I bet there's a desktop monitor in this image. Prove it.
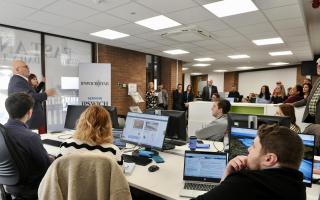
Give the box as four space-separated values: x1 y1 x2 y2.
229 127 315 186
64 105 119 129
121 112 169 150
227 113 290 132
160 110 187 141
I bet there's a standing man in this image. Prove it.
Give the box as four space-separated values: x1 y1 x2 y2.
201 80 218 101
8 60 56 131
294 58 320 124
157 84 168 110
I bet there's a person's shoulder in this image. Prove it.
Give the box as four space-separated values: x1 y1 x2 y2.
100 143 120 151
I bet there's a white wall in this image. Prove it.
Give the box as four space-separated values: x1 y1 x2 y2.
238 67 297 97
183 72 224 92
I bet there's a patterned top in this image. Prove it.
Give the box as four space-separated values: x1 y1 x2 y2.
146 90 158 109
309 80 320 116
58 138 123 165
290 123 301 134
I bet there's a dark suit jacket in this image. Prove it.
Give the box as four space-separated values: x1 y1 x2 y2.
294 77 320 124
172 90 185 111
8 75 48 129
202 85 218 101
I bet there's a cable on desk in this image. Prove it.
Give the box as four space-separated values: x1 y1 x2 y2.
57 134 72 140
212 141 225 153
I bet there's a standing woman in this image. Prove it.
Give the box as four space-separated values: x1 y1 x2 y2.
59 105 122 164
276 104 301 133
173 84 184 111
256 85 271 104
183 84 194 110
28 73 45 93
146 81 158 109
303 83 312 99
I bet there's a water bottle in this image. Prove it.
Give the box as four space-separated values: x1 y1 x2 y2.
189 136 197 150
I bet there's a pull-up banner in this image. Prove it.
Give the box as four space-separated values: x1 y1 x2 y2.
79 63 111 106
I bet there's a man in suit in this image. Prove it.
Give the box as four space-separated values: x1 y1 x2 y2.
8 60 56 130
201 80 218 101
294 58 320 124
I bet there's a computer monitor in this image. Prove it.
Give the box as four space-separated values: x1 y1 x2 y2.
160 110 187 141
229 127 315 186
227 113 290 131
121 112 169 150
64 105 119 129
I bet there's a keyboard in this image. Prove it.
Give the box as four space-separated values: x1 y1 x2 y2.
122 154 152 166
162 143 175 150
164 139 186 146
184 182 215 191
42 139 63 147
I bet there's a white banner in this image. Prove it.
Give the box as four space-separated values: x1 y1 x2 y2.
79 63 111 106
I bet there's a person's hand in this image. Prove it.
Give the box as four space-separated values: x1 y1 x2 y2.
45 88 56 97
221 156 247 182
41 76 46 83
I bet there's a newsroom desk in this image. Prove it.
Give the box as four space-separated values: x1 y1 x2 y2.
42 132 320 200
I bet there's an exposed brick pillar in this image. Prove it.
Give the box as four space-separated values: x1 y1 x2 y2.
224 72 239 92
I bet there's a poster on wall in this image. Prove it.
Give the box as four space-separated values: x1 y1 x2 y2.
79 63 111 106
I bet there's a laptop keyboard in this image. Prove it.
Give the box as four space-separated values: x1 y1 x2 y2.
184 182 215 191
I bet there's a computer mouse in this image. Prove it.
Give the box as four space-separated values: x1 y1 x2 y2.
148 165 159 172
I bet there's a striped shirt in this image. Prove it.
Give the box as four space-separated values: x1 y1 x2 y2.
58 138 123 165
290 124 301 134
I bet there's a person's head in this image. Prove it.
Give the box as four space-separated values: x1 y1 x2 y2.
211 93 220 102
276 104 297 125
317 58 320 75
287 87 292 96
231 85 237 92
28 73 39 88
291 84 303 97
186 84 192 92
274 85 286 97
276 81 282 86
259 85 270 99
177 84 183 91
303 83 312 95
148 82 154 90
158 84 163 90
208 80 213 86
247 124 304 170
211 99 231 118
303 78 312 85
12 60 30 78
5 93 34 121
73 105 113 145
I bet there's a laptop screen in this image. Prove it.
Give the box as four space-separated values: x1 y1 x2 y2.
299 133 315 187
183 151 227 182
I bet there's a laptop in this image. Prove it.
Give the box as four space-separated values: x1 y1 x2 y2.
180 151 227 198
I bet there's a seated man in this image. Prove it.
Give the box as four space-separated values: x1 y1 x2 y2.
193 124 306 200
4 93 51 198
195 99 231 141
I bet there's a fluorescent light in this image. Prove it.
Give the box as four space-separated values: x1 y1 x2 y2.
237 66 254 70
268 62 289 66
192 63 211 67
191 72 203 75
194 57 215 62
269 51 293 56
214 69 228 72
163 49 189 55
135 15 181 30
90 29 129 40
182 68 189 71
228 54 250 59
203 0 258 18
252 37 283 46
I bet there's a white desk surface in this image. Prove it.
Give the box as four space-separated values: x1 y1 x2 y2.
42 133 320 200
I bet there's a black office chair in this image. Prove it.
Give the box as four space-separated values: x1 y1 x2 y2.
0 123 37 200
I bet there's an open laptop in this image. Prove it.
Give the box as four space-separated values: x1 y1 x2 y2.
180 151 227 198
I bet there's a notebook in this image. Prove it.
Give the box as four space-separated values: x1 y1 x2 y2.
180 151 227 198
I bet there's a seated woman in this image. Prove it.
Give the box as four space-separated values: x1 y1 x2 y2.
303 83 312 99
271 84 286 104
59 105 122 165
283 84 304 104
276 104 301 133
256 85 271 104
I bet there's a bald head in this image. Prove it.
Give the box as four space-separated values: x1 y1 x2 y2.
208 80 213 86
12 60 30 77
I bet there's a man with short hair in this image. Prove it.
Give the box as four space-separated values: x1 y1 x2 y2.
8 60 56 130
194 124 306 200
201 80 218 101
196 99 231 141
157 84 168 110
4 93 51 198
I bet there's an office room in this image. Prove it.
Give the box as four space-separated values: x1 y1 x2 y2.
0 0 320 199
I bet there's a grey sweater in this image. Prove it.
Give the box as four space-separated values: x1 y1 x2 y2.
195 114 228 141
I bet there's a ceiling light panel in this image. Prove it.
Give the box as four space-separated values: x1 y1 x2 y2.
237 66 254 70
269 51 293 56
192 63 211 67
90 29 129 40
228 54 250 59
268 62 289 66
214 69 228 72
135 15 181 30
252 37 283 46
163 49 190 55
194 57 215 62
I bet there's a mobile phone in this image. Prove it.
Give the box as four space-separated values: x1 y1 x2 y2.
152 155 165 163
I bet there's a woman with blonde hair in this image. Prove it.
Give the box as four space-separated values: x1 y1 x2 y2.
59 105 122 164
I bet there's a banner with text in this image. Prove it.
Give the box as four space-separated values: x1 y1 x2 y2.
79 63 111 106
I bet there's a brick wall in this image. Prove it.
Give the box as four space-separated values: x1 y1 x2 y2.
160 57 182 109
224 72 239 92
97 44 146 115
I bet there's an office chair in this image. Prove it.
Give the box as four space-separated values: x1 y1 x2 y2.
0 123 37 200
38 152 132 200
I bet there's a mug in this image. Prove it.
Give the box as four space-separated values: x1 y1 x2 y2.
189 136 197 150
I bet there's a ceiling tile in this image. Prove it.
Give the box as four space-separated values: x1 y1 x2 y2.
44 0 98 20
16 20 56 32
0 2 36 19
166 7 216 25
221 11 267 28
236 23 275 35
113 23 151 35
263 4 302 21
271 18 305 30
83 13 129 28
62 21 102 33
120 36 148 44
278 27 308 37
8 0 57 9
253 0 297 10
69 0 130 11
245 32 279 40
106 2 158 22
27 11 75 26
136 0 197 14
211 29 239 38
196 19 229 32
